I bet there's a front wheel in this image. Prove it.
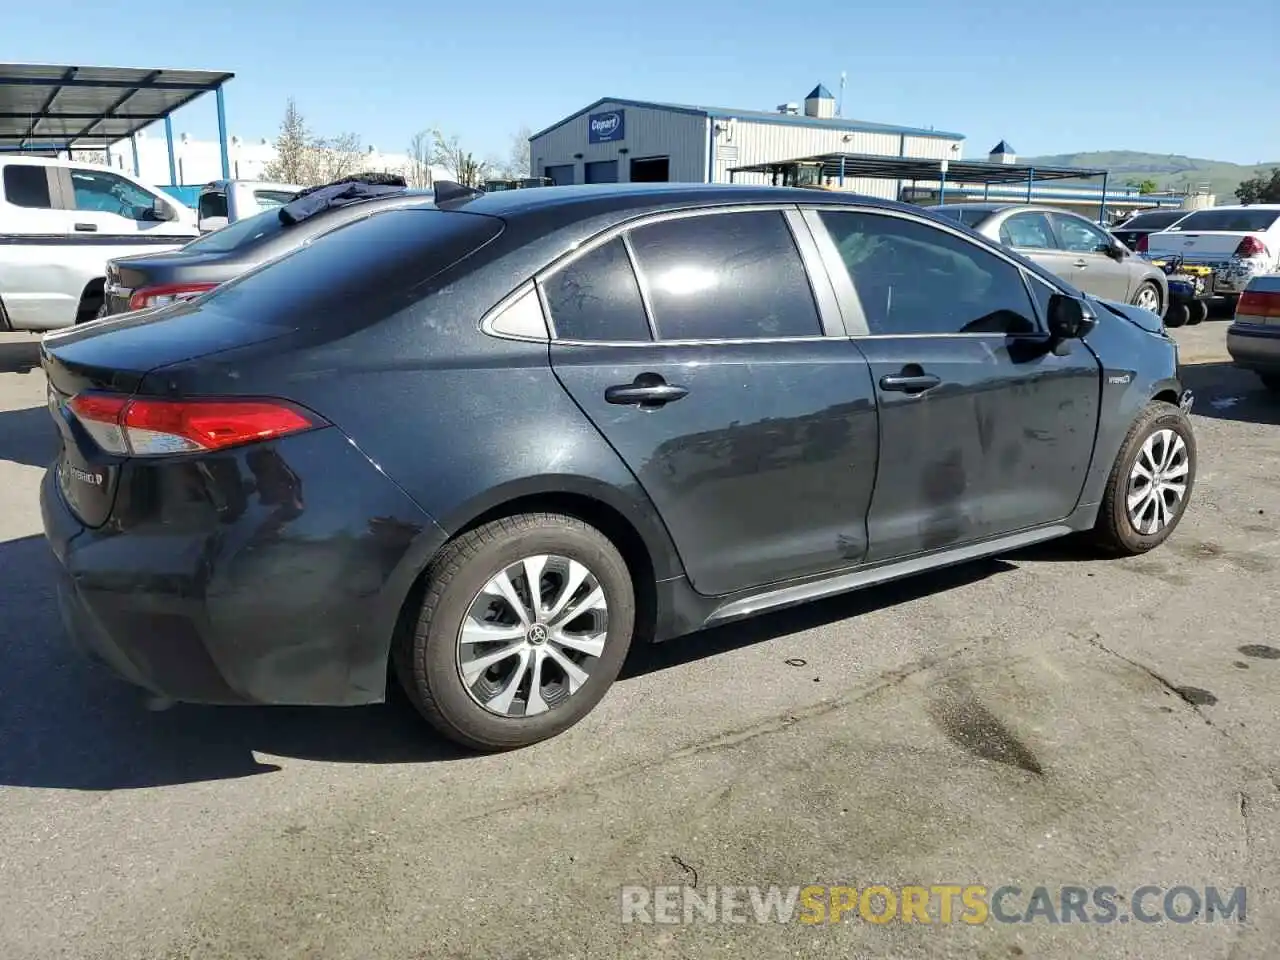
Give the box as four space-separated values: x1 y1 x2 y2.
1131 281 1163 317
394 512 636 751
1089 401 1196 556
1186 300 1208 325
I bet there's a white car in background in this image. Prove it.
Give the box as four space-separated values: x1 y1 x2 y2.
196 179 302 233
1145 205 1280 304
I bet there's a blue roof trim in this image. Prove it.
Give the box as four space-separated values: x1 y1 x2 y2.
806 84 834 100
529 96 965 143
922 185 1184 205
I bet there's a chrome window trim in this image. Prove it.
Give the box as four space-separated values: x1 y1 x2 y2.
619 231 659 341
800 202 1050 339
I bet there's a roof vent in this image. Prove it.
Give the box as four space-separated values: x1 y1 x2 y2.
776 102 800 115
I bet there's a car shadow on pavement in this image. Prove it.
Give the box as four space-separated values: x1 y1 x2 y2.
1179 362 1280 426
0 405 59 469
0 338 41 374
623 558 1014 679
0 528 1016 791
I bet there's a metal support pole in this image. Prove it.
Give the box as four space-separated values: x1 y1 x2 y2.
130 134 141 178
164 115 177 185
1098 171 1109 224
839 155 846 188
938 167 947 204
1026 167 1034 202
983 182 990 201
215 84 230 180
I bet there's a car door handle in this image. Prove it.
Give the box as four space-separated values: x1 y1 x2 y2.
1073 259 1089 268
74 222 98 232
605 379 689 407
879 373 941 394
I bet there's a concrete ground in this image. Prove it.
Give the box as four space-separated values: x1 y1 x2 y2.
1 317 1278 959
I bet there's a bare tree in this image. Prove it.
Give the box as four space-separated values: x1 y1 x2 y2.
262 98 311 183
507 125 532 179
405 130 434 188
431 129 486 187
308 131 363 183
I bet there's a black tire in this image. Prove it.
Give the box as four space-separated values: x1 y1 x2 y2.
1163 302 1190 328
393 512 636 751
1186 300 1208 325
1259 373 1280 394
1089 401 1196 556
1130 280 1163 318
0 296 10 332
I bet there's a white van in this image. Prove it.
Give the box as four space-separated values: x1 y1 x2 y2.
0 155 199 330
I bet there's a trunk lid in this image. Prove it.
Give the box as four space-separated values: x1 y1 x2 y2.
41 304 294 527
1145 231 1263 261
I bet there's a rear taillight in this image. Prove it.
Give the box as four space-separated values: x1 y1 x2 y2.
67 393 322 456
1135 234 1149 253
127 282 219 311
1236 289 1280 321
1235 236 1267 258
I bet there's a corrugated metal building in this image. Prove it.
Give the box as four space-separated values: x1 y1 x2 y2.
527 84 965 199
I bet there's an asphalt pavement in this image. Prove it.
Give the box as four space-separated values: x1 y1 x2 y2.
1 320 1278 959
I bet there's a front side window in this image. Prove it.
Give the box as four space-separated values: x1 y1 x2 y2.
542 237 651 342
2 165 53 209
69 169 158 220
626 210 822 341
1000 212 1057 250
1050 213 1112 254
818 210 1039 336
253 190 296 211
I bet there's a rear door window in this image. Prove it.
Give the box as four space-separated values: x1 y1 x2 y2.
542 237 652 341
625 210 822 341
1170 209 1280 232
2 164 54 208
1000 212 1057 250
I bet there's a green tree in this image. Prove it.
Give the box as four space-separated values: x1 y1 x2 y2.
1235 168 1280 204
262 98 310 184
1127 178 1159 195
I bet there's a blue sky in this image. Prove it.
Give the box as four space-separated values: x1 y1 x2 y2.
5 0 1278 164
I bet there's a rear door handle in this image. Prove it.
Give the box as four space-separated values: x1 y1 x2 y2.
879 373 941 394
605 379 688 407
74 222 98 232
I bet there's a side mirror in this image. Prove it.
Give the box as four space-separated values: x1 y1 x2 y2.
198 215 228 234
1047 294 1098 344
1102 240 1126 261
151 196 177 222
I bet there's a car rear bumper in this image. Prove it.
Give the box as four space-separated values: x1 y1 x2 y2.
40 428 449 706
1227 323 1280 373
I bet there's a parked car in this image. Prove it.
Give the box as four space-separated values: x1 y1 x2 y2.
40 182 1197 751
1145 205 1280 305
1110 209 1191 253
196 179 303 232
1226 273 1280 392
0 156 199 331
928 203 1169 318
104 178 432 316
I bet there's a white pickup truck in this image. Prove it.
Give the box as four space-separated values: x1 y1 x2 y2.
196 179 301 233
1145 204 1280 304
0 155 199 331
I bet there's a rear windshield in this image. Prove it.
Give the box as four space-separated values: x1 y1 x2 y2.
200 208 504 327
1171 209 1280 232
1119 211 1185 231
183 207 286 253
930 207 991 227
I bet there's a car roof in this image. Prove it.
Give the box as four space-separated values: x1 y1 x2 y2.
1183 203 1280 211
0 154 113 171
203 179 304 192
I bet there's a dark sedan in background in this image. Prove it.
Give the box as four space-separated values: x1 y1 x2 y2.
42 182 1196 751
1110 208 1190 254
102 175 429 315
930 202 1170 318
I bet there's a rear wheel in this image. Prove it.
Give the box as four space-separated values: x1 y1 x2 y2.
1089 401 1196 556
1131 281 1163 316
394 512 636 751
0 296 10 332
1163 302 1189 328
75 282 105 325
1259 373 1280 394
1186 300 1208 325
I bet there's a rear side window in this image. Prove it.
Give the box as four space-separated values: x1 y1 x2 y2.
1121 211 1184 230
201 208 505 328
181 206 286 254
542 237 651 341
1173 209 1280 232
2 165 53 209
626 210 821 340
253 190 296 211
932 207 991 228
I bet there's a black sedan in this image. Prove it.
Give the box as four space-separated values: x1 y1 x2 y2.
41 182 1197 751
1110 208 1189 254
102 176 431 315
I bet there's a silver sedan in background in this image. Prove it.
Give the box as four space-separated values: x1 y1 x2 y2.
929 203 1169 318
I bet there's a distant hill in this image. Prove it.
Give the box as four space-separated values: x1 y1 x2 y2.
1017 151 1280 199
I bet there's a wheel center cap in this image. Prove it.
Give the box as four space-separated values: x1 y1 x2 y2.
526 623 549 645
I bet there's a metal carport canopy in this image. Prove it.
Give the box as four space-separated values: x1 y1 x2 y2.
727 152 1108 185
0 62 235 178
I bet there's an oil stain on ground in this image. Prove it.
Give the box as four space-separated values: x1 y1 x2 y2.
926 681 1044 776
1239 644 1280 660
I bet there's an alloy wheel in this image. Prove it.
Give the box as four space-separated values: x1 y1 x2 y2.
456 554 609 718
1134 286 1161 313
1126 428 1190 535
